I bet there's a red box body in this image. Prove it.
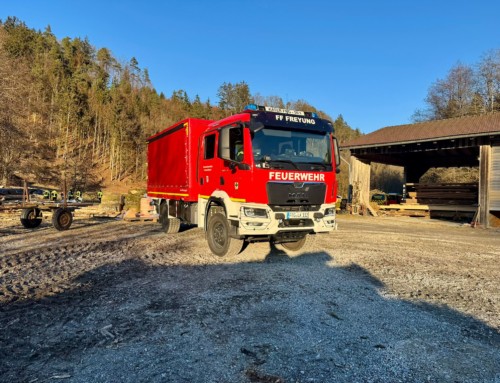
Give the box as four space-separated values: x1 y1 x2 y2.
147 118 211 202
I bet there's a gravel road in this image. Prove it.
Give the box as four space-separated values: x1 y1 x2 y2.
0 214 499 383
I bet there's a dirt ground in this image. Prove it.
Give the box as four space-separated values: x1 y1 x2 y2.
0 213 499 383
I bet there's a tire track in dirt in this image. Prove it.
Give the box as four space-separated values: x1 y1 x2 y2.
0 238 137 303
0 221 204 304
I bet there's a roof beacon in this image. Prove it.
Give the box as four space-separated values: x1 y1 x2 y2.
244 104 259 111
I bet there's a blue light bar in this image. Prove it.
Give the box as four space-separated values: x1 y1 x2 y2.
244 104 259 111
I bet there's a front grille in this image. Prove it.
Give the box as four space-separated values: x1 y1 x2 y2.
267 182 326 206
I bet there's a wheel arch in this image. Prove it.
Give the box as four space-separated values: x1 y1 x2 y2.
204 196 227 231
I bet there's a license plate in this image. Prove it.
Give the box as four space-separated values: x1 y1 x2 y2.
286 212 309 219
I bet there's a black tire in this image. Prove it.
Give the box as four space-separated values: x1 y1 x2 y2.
274 233 316 256
160 202 181 234
52 208 73 231
207 213 244 257
20 208 42 229
164 217 181 233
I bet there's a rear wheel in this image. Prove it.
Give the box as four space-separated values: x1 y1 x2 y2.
274 233 316 256
52 208 73 231
207 213 244 257
160 202 181 233
20 208 42 228
163 217 181 233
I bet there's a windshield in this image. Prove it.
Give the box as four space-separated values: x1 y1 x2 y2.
251 127 331 170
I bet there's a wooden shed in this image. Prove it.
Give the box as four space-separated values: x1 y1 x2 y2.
342 113 500 227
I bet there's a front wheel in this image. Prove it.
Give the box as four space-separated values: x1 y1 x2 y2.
207 213 244 257
52 208 73 231
274 233 316 256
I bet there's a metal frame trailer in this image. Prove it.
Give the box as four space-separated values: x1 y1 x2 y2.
0 201 96 231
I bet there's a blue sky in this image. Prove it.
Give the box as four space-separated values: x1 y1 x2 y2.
1 0 499 133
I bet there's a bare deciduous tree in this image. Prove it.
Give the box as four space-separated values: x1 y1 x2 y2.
425 63 476 119
477 49 500 113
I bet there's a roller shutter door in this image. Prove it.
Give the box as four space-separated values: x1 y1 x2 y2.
491 146 500 211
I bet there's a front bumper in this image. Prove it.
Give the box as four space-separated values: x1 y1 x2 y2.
237 203 337 236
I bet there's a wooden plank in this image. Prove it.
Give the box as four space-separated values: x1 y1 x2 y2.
350 156 371 207
379 204 477 212
366 203 378 217
123 216 158 222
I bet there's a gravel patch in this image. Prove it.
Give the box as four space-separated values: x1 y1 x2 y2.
0 215 499 382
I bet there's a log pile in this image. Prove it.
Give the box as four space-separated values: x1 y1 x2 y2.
405 183 478 205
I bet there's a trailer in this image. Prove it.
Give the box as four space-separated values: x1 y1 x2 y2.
0 200 97 231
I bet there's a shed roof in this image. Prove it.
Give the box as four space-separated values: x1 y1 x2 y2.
342 113 500 149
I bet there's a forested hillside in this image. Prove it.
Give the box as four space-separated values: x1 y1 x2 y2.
0 17 359 192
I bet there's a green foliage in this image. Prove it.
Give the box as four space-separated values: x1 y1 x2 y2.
1 17 37 58
333 114 361 144
0 19 168 186
217 81 252 114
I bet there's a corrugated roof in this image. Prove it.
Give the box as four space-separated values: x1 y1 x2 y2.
342 113 500 149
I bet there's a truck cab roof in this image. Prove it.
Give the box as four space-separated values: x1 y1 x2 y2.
208 104 334 134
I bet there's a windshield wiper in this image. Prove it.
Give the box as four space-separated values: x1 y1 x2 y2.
269 159 299 169
301 162 328 170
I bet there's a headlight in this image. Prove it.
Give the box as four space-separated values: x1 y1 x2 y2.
324 207 335 216
242 207 268 218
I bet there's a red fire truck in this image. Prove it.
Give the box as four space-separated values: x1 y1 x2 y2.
147 104 340 256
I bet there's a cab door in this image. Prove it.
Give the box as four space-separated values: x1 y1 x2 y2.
198 131 220 197
218 124 250 202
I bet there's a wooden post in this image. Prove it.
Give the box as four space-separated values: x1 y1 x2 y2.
479 145 491 228
23 180 29 203
350 156 371 209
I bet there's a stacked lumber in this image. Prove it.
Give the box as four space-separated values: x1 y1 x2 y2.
379 208 430 218
405 183 478 205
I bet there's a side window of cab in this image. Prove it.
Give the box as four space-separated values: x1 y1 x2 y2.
204 134 216 159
